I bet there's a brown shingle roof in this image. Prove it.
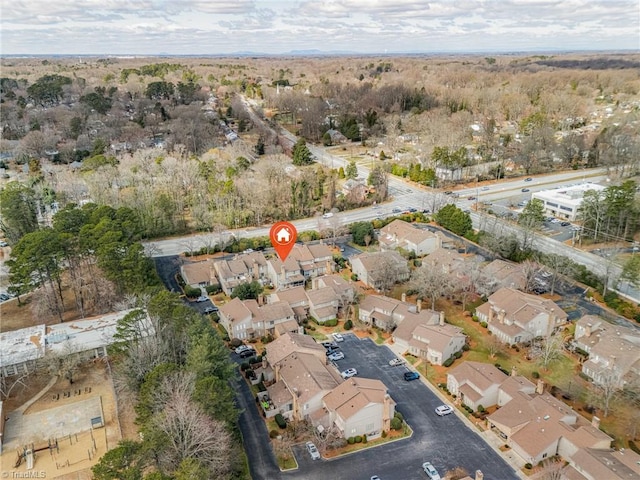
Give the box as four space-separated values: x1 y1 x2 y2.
267 332 325 366
279 352 341 404
323 377 387 420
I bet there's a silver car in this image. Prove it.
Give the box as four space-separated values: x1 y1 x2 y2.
306 441 320 460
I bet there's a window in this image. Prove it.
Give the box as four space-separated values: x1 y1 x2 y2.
546 202 558 208
560 205 572 212
366 423 374 432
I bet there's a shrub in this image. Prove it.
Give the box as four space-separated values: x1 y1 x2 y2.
381 430 387 438
394 411 404 421
257 382 266 392
362 434 367 444
390 417 402 430
524 463 532 470
205 284 221 294
443 357 454 367
532 371 540 379
269 429 279 439
230 338 242 348
472 315 479 322
322 319 338 327
351 273 358 281
454 351 462 359
462 344 470 351
347 437 355 444
274 414 286 429
261 334 273 344
477 405 485 413
240 362 250 371
480 321 488 328
355 435 363 443
184 285 201 298
344 319 353 330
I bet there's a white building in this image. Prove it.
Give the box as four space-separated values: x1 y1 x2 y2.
531 183 606 221
0 309 148 376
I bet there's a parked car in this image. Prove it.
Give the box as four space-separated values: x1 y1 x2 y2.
0 241 8 247
389 358 405 367
341 368 357 379
521 188 530 192
204 306 219 314
333 333 344 342
467 195 476 200
195 295 209 303
404 371 420 381
306 441 321 460
322 212 334 219
435 404 454 416
325 347 340 356
234 345 251 354
392 207 402 213
371 476 381 480
322 341 338 349
239 348 256 358
560 221 571 227
481 186 490 191
328 351 345 361
422 462 441 480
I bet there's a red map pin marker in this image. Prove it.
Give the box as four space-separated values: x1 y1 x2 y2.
270 221 297 262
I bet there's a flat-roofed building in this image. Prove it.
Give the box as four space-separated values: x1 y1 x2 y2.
531 183 605 221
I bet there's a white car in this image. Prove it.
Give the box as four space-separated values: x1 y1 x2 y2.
435 404 454 416
306 441 321 460
328 351 345 361
389 358 405 367
195 295 209 303
234 345 251 354
322 212 334 218
341 368 357 379
333 333 344 342
422 462 441 480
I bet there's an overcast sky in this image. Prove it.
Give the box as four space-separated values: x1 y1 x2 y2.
1 0 638 56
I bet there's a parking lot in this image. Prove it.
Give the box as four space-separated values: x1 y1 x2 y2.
282 334 519 480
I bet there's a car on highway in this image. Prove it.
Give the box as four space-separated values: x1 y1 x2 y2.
328 351 345 361
521 188 530 192
467 196 476 200
422 462 441 480
435 404 454 416
341 368 357 379
322 212 334 218
306 441 321 460
404 371 420 381
443 190 453 195
333 333 344 342
389 358 405 367
524 177 533 182
371 476 381 480
481 186 490 191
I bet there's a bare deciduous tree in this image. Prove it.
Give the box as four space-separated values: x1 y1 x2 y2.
152 379 231 476
410 264 453 310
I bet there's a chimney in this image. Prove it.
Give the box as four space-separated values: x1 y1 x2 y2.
326 259 333 274
585 323 592 337
258 294 264 306
401 293 406 302
592 415 601 429
536 379 545 395
475 471 484 480
439 311 445 326
488 307 494 323
511 366 517 377
498 309 506 324
417 299 422 313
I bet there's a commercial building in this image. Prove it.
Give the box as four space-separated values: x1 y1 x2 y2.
531 183 605 221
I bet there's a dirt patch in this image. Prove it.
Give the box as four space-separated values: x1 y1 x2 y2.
0 362 123 479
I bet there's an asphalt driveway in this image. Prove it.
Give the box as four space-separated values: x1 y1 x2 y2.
250 334 518 480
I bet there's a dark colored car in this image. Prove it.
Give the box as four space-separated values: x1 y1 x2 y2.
404 371 420 381
525 177 533 182
239 348 256 358
521 188 530 192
